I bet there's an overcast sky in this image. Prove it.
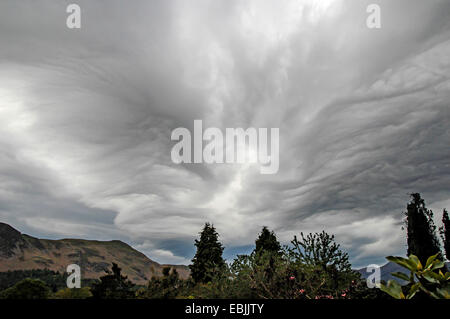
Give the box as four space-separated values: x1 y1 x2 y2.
1 0 450 267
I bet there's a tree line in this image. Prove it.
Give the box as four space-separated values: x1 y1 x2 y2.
1 193 449 299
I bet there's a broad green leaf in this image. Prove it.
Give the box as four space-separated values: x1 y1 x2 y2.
386 256 416 272
406 283 420 299
419 285 437 298
421 271 442 284
379 280 404 299
430 260 445 271
409 255 422 270
436 286 450 299
424 254 438 269
392 272 410 282
428 291 441 299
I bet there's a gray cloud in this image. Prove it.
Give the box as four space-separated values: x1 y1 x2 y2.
0 0 449 267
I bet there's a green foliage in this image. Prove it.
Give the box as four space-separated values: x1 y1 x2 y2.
139 267 182 299
53 287 92 299
0 278 50 299
255 227 281 256
11 209 447 300
289 231 353 273
189 223 226 284
405 193 442 264
286 231 359 298
230 250 290 298
0 269 67 292
440 209 450 261
232 226 284 297
380 254 450 299
166 229 367 300
228 231 361 299
179 271 234 299
90 263 136 299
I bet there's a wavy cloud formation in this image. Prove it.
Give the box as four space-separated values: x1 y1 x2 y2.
0 0 449 267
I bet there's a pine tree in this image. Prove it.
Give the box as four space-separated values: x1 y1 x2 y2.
255 226 281 256
90 263 135 299
253 227 282 284
189 223 226 284
440 209 450 260
405 193 442 264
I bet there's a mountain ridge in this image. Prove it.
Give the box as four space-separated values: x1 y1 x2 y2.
0 222 189 285
357 260 450 283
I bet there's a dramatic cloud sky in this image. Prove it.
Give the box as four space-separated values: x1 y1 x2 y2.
1 0 450 267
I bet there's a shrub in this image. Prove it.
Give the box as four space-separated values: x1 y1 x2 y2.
380 254 450 299
0 278 50 299
90 263 136 299
53 287 92 299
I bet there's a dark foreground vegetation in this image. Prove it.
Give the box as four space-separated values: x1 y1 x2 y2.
0 193 449 299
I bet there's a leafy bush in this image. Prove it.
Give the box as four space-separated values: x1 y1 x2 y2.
230 250 291 298
380 254 450 299
138 266 182 299
53 287 92 299
0 278 50 299
0 269 67 292
228 232 363 299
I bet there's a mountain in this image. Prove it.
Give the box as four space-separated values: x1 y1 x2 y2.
357 261 450 283
0 222 189 285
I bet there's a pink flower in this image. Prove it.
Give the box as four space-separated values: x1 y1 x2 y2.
341 293 346 297
299 289 305 294
289 276 295 280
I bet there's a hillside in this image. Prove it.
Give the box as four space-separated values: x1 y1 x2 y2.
0 222 189 285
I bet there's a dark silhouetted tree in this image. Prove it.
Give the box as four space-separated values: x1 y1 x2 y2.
189 223 225 284
253 226 282 284
255 226 281 256
90 263 135 299
405 193 442 263
440 209 450 260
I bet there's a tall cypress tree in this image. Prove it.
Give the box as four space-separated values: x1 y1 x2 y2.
255 226 281 256
440 209 450 260
405 193 442 264
189 223 225 284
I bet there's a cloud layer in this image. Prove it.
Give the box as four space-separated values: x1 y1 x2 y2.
1 0 450 267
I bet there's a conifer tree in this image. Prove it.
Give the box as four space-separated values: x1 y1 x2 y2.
405 193 442 264
255 226 281 256
253 227 282 284
90 263 135 299
189 223 226 284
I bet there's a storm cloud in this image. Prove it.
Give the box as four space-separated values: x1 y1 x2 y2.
0 0 450 267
